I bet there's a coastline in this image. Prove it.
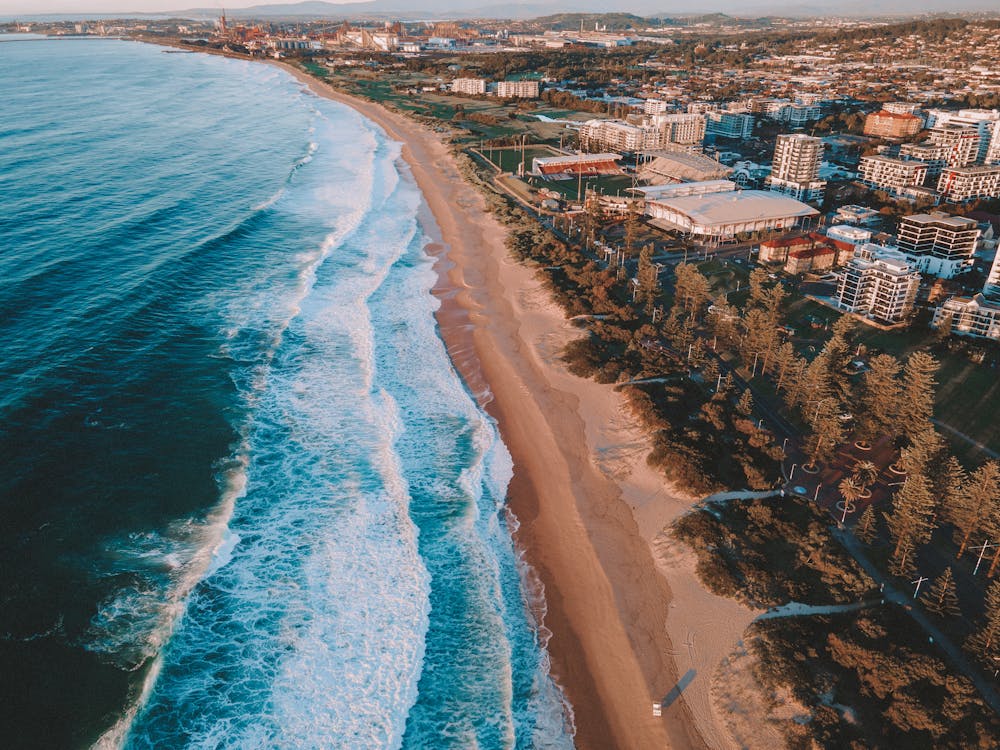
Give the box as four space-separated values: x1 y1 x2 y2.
272 61 724 749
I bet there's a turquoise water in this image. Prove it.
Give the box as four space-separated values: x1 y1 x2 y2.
0 37 573 749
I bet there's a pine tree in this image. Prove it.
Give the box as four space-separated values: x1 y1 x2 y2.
899 351 939 436
886 472 937 564
967 579 1000 659
673 263 711 321
637 244 660 314
774 341 798 392
856 505 878 544
748 267 771 309
931 455 966 527
804 397 844 468
855 353 901 446
899 427 946 477
889 535 917 578
924 567 961 617
737 388 754 417
951 462 1000 559
623 202 640 257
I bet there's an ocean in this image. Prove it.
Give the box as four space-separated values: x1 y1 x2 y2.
0 36 573 749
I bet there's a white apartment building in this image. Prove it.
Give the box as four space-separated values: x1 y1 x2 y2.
706 111 754 140
933 294 1000 340
858 155 929 196
643 98 670 115
495 80 540 99
884 102 923 116
836 244 921 324
451 77 486 95
988 120 1000 165
766 133 826 202
928 124 980 168
925 108 1000 162
896 212 980 279
937 165 1000 202
651 112 707 148
578 119 663 152
984 249 1000 300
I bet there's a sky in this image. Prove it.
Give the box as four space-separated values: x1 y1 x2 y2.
0 0 328 12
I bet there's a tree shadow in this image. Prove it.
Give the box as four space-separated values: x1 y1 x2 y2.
661 668 697 709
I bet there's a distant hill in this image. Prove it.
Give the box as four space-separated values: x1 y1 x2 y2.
170 0 1000 21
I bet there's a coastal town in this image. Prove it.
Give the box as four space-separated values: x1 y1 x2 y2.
5 8 1000 750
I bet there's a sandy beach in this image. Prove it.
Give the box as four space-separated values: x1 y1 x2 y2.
275 61 758 750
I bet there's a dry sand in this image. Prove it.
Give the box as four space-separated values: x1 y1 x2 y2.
274 61 762 750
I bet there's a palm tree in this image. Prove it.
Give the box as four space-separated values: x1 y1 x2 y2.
838 476 865 522
852 460 879 497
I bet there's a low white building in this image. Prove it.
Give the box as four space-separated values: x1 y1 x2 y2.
451 77 486 95
933 294 1000 340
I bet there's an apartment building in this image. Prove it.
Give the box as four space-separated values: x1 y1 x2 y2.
987 120 1000 165
858 155 929 196
983 246 1000 301
643 98 669 115
896 212 980 278
937 165 1000 202
932 294 1000 340
928 124 980 168
863 110 923 138
451 77 486 95
884 102 923 116
495 80 539 99
579 119 663 152
836 245 921 324
766 133 826 202
706 111 754 140
925 108 1000 162
651 113 707 149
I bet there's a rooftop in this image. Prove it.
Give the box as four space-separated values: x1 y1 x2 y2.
650 189 819 226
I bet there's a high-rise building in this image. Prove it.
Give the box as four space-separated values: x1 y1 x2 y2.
643 99 670 115
858 155 929 196
766 133 826 202
896 212 980 278
986 120 1000 165
925 108 1000 162
984 249 1000 300
928 124 980 168
937 165 1000 203
836 244 921 324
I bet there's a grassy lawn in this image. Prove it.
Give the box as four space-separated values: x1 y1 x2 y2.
934 356 1000 458
478 145 561 173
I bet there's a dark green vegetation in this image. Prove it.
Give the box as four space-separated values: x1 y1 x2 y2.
677 494 1000 748
674 495 874 608
752 609 1000 749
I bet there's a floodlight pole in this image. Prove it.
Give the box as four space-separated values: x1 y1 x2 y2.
911 575 928 599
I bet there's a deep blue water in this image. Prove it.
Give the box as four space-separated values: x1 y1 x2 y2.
0 37 572 749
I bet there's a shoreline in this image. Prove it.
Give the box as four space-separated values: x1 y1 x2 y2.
273 62 718 748
271 61 718 749
131 38 750 747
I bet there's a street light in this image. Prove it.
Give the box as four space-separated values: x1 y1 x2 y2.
812 397 831 424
